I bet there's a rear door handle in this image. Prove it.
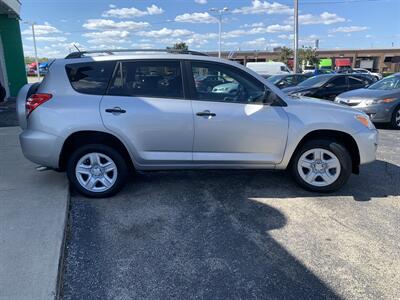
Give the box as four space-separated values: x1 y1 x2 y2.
105 107 126 114
196 110 216 117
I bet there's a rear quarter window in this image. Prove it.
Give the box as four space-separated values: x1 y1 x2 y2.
65 61 116 95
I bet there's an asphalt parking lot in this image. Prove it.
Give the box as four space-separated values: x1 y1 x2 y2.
61 128 400 299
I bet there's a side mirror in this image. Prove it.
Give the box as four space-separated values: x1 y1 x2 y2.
262 88 274 105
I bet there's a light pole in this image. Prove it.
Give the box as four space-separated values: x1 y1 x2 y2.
293 0 299 73
23 21 40 79
210 7 229 58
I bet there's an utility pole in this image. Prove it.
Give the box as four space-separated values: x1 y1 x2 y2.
293 0 299 73
31 23 40 79
24 21 40 79
210 7 229 58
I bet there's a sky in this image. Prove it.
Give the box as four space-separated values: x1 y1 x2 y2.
20 0 400 58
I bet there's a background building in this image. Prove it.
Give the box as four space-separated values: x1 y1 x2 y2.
208 48 400 74
0 0 26 99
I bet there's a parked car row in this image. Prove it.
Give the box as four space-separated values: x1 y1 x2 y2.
249 61 399 129
335 73 400 129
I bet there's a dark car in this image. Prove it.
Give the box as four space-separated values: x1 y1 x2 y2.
282 74 375 101
194 75 227 92
266 73 312 89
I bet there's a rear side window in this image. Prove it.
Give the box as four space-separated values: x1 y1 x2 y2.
108 60 183 99
65 61 116 95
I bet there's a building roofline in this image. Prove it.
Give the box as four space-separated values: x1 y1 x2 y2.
206 48 400 55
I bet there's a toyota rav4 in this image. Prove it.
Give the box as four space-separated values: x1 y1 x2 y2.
17 49 378 198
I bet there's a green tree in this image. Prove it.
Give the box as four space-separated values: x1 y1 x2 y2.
298 47 320 69
279 46 293 66
167 42 188 51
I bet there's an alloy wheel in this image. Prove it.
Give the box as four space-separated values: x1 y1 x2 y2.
297 148 341 187
75 152 118 192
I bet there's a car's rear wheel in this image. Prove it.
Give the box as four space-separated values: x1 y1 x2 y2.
291 139 352 192
67 144 128 198
390 106 400 129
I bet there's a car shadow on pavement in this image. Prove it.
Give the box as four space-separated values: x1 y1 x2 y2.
63 170 342 299
63 159 399 299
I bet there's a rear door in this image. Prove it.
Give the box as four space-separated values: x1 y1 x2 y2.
100 60 194 165
187 60 289 164
348 75 372 90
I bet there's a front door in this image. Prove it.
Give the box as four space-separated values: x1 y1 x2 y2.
188 61 289 164
317 76 348 100
101 60 194 165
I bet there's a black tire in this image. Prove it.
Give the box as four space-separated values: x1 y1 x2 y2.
291 139 352 192
67 144 128 198
390 105 400 129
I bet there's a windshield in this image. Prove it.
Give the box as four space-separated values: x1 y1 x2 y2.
368 75 400 90
266 75 286 84
297 74 332 88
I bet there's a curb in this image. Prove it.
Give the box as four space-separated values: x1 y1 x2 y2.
55 186 71 300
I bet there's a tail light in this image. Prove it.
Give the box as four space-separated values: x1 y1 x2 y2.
26 93 52 116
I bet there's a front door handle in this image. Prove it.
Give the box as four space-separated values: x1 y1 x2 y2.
105 107 126 114
196 110 216 117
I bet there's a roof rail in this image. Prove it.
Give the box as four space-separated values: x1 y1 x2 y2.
65 48 208 59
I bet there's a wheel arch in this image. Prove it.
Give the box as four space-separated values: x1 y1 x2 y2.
289 129 360 174
59 130 134 171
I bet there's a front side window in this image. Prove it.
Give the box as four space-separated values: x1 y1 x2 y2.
328 76 346 86
65 61 116 95
191 62 267 104
108 60 183 98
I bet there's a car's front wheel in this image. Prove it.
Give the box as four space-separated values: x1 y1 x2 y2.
291 139 352 192
390 105 400 129
67 144 128 198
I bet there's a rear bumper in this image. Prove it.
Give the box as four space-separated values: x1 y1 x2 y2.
354 129 378 165
19 130 61 168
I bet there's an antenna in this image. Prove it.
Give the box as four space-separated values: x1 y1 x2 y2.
73 44 81 53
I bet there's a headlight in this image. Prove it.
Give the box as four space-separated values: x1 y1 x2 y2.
355 114 375 129
365 98 397 105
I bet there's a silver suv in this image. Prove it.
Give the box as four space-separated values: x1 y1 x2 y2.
17 49 378 198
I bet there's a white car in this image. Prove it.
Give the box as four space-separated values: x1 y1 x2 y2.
353 68 382 80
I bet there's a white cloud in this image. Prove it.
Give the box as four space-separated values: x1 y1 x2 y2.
109 4 116 8
194 0 207 4
131 43 154 49
83 30 130 44
278 34 294 40
26 36 67 42
103 4 164 18
83 19 149 31
175 12 218 24
241 22 265 28
286 12 345 25
233 0 292 15
147 4 164 15
224 24 292 38
136 28 193 38
241 38 282 49
22 22 61 35
331 26 368 33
